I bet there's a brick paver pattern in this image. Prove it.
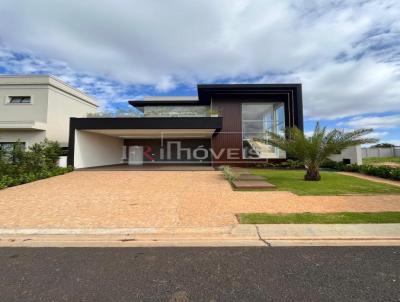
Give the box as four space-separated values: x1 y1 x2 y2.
0 171 399 228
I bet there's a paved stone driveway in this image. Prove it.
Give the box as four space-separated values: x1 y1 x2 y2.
0 171 399 228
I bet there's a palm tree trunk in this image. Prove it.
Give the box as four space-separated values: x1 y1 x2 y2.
304 166 321 181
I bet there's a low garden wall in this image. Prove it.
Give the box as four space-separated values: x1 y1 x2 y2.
362 147 400 158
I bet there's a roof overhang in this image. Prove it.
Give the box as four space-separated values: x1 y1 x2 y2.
129 84 303 112
70 117 222 132
197 83 302 103
68 117 222 165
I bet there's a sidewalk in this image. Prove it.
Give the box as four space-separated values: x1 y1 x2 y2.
1 224 399 247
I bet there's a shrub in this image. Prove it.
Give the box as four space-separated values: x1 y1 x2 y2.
342 164 360 172
360 165 393 178
257 159 304 170
0 139 73 190
221 165 237 182
321 159 343 170
321 160 400 181
0 166 72 190
285 159 305 169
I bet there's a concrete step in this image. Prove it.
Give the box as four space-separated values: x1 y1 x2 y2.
236 174 265 181
232 180 276 190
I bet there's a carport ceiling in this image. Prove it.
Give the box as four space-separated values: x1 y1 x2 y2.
83 129 215 138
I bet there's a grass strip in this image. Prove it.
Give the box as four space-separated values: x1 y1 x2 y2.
238 212 400 224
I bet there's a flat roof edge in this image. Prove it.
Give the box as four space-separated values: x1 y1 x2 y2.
70 116 223 130
197 83 302 89
0 75 99 107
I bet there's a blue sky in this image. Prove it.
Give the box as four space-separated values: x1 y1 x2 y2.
0 0 399 145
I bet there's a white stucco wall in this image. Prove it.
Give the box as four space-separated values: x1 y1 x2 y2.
0 85 49 124
74 130 123 168
46 87 98 146
0 76 98 148
0 130 46 148
329 145 362 165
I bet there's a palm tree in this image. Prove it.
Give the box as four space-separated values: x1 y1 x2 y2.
266 122 378 181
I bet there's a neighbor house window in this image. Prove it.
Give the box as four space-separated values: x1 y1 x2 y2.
242 102 285 159
8 96 32 104
0 142 26 152
0 142 26 162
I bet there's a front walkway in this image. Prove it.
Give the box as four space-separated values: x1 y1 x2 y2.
0 171 399 228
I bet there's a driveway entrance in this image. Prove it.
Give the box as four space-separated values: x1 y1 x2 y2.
0 171 399 228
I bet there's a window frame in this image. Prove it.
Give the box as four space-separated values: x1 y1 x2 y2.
241 102 285 159
5 95 33 105
0 142 26 162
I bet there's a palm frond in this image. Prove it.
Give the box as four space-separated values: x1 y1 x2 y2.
266 123 378 166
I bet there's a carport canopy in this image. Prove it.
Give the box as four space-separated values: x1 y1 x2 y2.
68 117 223 167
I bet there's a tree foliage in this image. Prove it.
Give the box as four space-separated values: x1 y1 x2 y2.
0 139 72 189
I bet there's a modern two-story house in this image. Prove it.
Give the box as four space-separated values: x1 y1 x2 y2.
68 84 303 168
0 75 98 151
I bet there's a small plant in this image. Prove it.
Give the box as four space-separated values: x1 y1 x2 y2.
87 108 140 118
221 165 237 182
257 159 304 169
208 108 220 117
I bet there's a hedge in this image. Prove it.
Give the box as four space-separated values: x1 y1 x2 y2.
0 139 73 190
321 160 400 181
0 166 73 190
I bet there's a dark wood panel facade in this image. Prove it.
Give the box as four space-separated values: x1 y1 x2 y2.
211 99 243 165
209 85 303 167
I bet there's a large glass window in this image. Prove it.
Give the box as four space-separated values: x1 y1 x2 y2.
242 103 285 159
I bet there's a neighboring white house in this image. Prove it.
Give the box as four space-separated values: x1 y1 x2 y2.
0 75 98 150
329 145 363 165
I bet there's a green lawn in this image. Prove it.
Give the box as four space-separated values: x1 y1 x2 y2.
363 157 400 165
238 212 400 224
251 169 400 195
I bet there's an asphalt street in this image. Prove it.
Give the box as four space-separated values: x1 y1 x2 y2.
0 247 399 301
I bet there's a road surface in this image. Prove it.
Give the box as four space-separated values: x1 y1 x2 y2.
0 247 399 301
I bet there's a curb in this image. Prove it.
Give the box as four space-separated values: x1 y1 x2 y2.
0 226 235 236
0 224 400 246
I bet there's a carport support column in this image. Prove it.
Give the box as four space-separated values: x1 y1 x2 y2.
67 118 77 167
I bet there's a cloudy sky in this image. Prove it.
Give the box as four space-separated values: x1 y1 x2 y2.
0 0 399 144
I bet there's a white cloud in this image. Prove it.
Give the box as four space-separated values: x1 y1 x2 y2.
294 59 400 119
0 45 144 110
0 0 399 120
345 115 400 129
